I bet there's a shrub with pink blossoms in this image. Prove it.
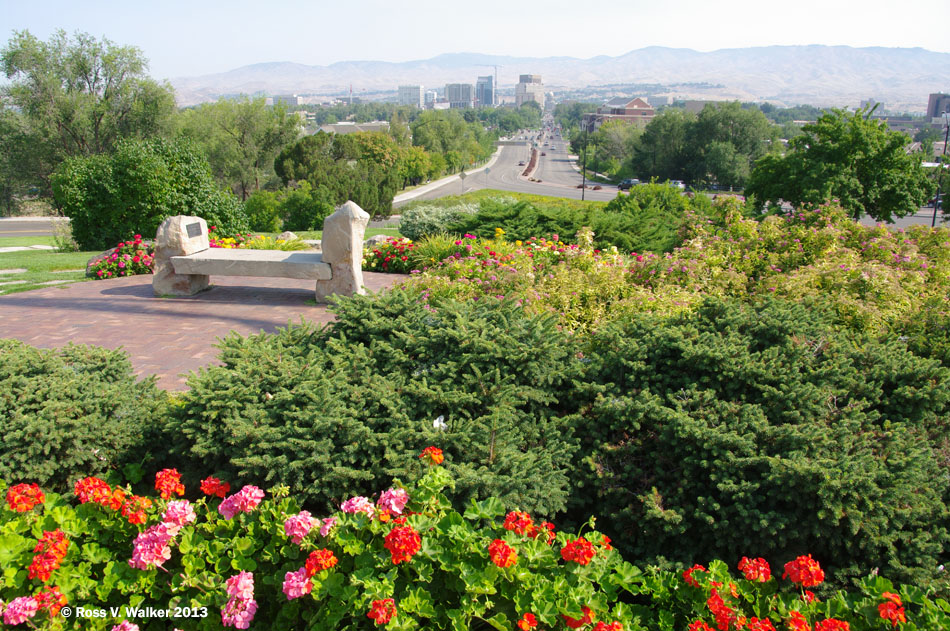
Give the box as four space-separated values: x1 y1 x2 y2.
87 235 155 279
219 486 265 520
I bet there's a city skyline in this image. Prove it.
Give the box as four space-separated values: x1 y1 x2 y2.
3 0 949 81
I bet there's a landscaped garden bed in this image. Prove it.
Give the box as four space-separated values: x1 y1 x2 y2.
2 192 950 629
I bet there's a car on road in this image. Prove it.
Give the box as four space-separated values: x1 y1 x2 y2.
618 178 640 191
541 152 546 156
518 161 525 166
928 194 944 209
669 180 686 190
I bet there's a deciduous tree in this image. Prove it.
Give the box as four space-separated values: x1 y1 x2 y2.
746 107 934 221
176 97 301 200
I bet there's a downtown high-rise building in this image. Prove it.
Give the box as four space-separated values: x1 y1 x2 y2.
475 75 494 107
445 83 474 108
515 74 544 108
398 85 424 108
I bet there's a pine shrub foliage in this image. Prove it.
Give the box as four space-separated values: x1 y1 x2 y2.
165 290 582 516
571 298 950 589
0 340 167 493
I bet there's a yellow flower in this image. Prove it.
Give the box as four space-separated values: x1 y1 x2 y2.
515 240 523 246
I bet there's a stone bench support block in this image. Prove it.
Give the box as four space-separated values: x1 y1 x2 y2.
152 216 211 296
315 201 370 302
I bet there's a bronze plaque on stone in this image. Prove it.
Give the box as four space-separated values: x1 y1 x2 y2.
186 222 202 238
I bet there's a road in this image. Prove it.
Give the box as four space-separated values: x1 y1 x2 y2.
394 140 621 206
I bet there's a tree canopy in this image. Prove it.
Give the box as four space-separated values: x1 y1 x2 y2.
746 107 934 221
176 97 301 199
0 30 176 196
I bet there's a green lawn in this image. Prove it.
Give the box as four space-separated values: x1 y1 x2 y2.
399 189 609 213
0 248 96 295
0 235 57 247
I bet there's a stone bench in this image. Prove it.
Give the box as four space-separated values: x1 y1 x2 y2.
152 201 369 302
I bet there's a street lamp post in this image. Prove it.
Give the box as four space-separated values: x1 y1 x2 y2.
933 111 950 228
581 118 590 201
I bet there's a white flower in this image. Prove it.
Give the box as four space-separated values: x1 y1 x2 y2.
433 415 447 431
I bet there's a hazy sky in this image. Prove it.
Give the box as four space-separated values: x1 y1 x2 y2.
3 0 949 80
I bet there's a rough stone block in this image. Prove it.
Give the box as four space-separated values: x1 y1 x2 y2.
152 216 211 296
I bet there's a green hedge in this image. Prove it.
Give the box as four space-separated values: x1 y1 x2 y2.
0 340 168 493
52 138 249 250
447 184 719 253
162 291 581 517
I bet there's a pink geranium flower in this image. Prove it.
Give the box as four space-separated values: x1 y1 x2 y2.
284 511 319 544
341 496 375 517
377 488 409 515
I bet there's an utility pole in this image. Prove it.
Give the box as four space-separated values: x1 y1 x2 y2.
933 110 949 228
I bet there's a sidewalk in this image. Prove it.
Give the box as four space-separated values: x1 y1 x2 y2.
392 144 504 205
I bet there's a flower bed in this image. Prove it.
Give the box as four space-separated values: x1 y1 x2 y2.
1 449 947 630
397 203 950 339
86 235 155 279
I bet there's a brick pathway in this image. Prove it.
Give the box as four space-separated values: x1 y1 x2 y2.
0 273 407 391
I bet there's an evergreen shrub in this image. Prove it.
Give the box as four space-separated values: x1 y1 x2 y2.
163 290 582 517
398 202 478 241
571 298 950 589
449 193 711 253
0 340 168 494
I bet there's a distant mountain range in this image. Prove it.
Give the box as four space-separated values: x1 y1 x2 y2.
170 46 950 112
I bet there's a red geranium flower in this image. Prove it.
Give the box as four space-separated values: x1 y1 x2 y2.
814 620 850 631
563 606 595 629
367 598 397 625
384 525 421 564
74 477 111 504
683 564 707 588
738 557 771 582
783 555 824 587
6 483 45 512
878 593 906 627
488 539 517 568
304 549 338 577
561 537 596 565
419 446 444 465
788 611 810 631
517 612 538 630
200 476 231 498
154 468 185 500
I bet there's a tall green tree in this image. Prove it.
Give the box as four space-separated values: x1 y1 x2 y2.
746 107 935 222
686 102 777 187
176 97 301 199
0 30 176 196
630 109 694 183
274 131 403 216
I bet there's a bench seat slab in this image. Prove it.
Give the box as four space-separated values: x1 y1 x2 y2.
171 249 332 280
